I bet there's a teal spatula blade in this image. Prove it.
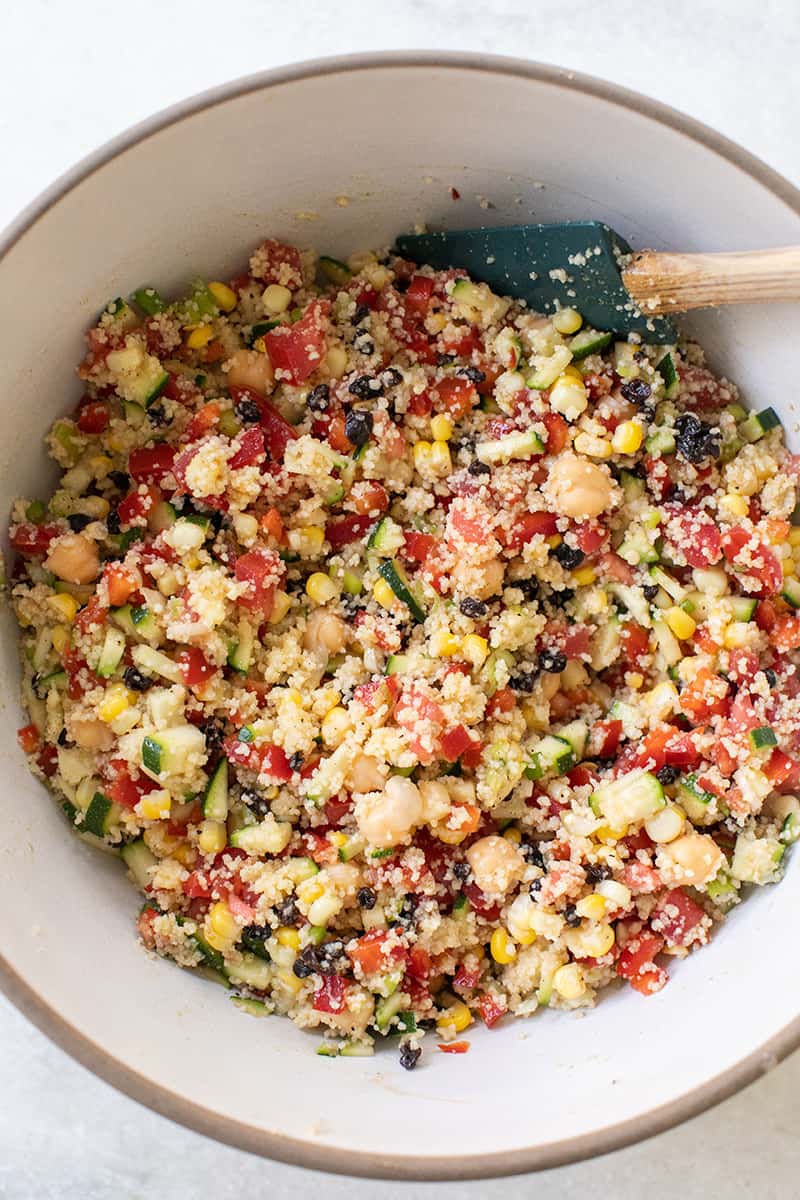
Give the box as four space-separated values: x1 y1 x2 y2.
395 221 675 343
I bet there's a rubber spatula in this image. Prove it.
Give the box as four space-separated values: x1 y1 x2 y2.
395 221 800 344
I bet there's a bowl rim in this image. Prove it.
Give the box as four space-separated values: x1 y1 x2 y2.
2 49 800 1182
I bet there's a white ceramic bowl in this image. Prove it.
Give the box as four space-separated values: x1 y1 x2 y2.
2 53 800 1181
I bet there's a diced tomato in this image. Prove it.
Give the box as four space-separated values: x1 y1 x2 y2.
183 870 213 899
260 507 286 545
137 906 159 949
572 520 607 556
350 480 389 516
263 299 329 386
103 563 139 607
486 688 516 719
326 513 374 550
651 888 706 946
312 975 348 1014
566 763 599 789
728 690 759 734
186 402 221 441
10 522 61 557
663 732 702 769
756 599 778 632
597 551 635 585
234 547 283 616
541 411 569 454
460 739 484 769
764 748 800 790
258 397 299 462
616 931 666 996
129 444 176 485
77 399 110 434
405 274 435 312
228 426 266 469
406 946 432 982
17 723 40 754
347 929 407 975
478 994 506 1029
643 455 672 501
437 1041 470 1053
433 377 479 421
352 675 400 713
463 882 501 921
503 510 559 551
773 615 800 652
176 646 216 688
439 724 476 762
104 760 160 809
402 530 436 564
453 964 481 991
249 238 303 289
620 621 650 668
448 500 491 544
679 667 730 723
118 485 159 526
590 719 623 759
665 508 722 568
407 389 434 417
721 527 783 595
37 743 59 778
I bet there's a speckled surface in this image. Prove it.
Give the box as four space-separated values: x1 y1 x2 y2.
2 1 800 1194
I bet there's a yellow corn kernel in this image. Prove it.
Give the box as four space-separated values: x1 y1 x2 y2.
306 572 339 604
139 790 172 820
89 455 113 477
572 565 596 587
723 621 752 649
612 420 644 455
461 633 489 667
198 819 227 855
552 307 583 335
665 606 696 640
430 413 453 441
80 495 111 519
269 589 291 624
47 592 78 622
546 534 562 549
595 824 628 843
297 876 325 905
425 311 447 335
783 558 796 578
503 826 522 845
563 364 583 381
575 893 607 921
262 284 292 315
549 376 588 420
553 962 586 1000
429 630 461 658
789 528 800 547
289 525 325 557
51 625 70 655
329 831 348 849
720 492 749 518
573 432 612 459
276 967 304 994
373 578 396 610
413 440 433 471
98 683 134 723
172 842 197 868
325 345 348 378
185 324 214 350
208 900 239 943
276 926 301 951
321 705 352 747
106 432 127 453
571 922 616 959
430 440 452 474
490 927 518 965
208 281 238 312
438 1000 473 1033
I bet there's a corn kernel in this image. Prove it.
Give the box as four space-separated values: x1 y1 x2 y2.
563 364 583 381
575 893 607 921
139 789 171 820
329 831 348 848
306 572 339 605
595 824 628 843
553 962 586 1000
546 534 562 549
549 376 588 421
208 281 238 311
321 705 352 747
297 877 325 905
172 842 197 868
567 922 615 959
47 593 78 622
51 625 70 655
325 345 348 378
276 967 304 994
425 311 447 334
89 455 113 478
461 633 489 667
612 420 644 455
595 879 632 909
438 1000 473 1033
185 324 214 350
723 621 752 649
288 525 324 558
665 606 696 640
262 284 292 315
572 565 596 587
308 893 343 926
413 440 432 471
552 307 583 335
627 672 644 690
490 927 517 964
373 578 396 610
503 826 522 844
720 492 749 518
430 414 453 441
431 440 453 474
98 683 133 723
198 819 227 855
269 589 292 624
573 431 612 459
783 558 796 578
789 529 800 547
276 926 301 951
644 805 684 843
208 900 239 943
429 630 461 658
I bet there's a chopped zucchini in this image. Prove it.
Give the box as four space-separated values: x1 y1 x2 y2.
95 627 126 677
227 618 255 673
367 516 401 555
229 816 293 856
112 604 158 641
121 839 157 887
589 770 665 827
231 996 271 1017
748 726 777 752
731 834 784 884
475 428 545 465
569 328 613 361
141 724 206 778
739 407 781 443
82 791 120 837
375 990 405 1032
781 576 800 609
525 345 573 389
203 757 229 822
385 654 410 676
730 597 757 621
227 953 271 990
131 286 166 316
617 526 659 566
319 256 352 285
525 734 574 780
656 352 679 398
131 643 184 683
377 560 426 623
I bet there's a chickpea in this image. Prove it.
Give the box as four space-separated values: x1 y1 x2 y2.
44 533 100 584
303 609 346 655
547 452 614 519
356 776 423 848
325 861 362 896
657 831 726 886
418 779 451 823
70 718 114 751
225 348 275 395
452 555 505 601
465 835 524 896
346 754 386 794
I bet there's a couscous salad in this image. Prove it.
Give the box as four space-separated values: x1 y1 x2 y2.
9 237 800 1065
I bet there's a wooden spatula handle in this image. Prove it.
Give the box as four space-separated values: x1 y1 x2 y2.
621 247 800 314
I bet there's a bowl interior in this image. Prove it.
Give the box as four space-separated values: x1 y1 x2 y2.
2 58 800 1179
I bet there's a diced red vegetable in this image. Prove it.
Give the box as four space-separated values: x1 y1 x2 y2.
77 400 110 435
17 723 40 754
478 994 506 1029
437 1040 470 1054
326 513 373 550
129 444 176 485
234 547 283 617
10 522 61 557
176 646 216 688
263 299 329 386
228 426 266 469
250 239 303 289
651 888 707 947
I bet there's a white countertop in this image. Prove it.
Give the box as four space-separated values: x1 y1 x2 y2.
3 1 800 1195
